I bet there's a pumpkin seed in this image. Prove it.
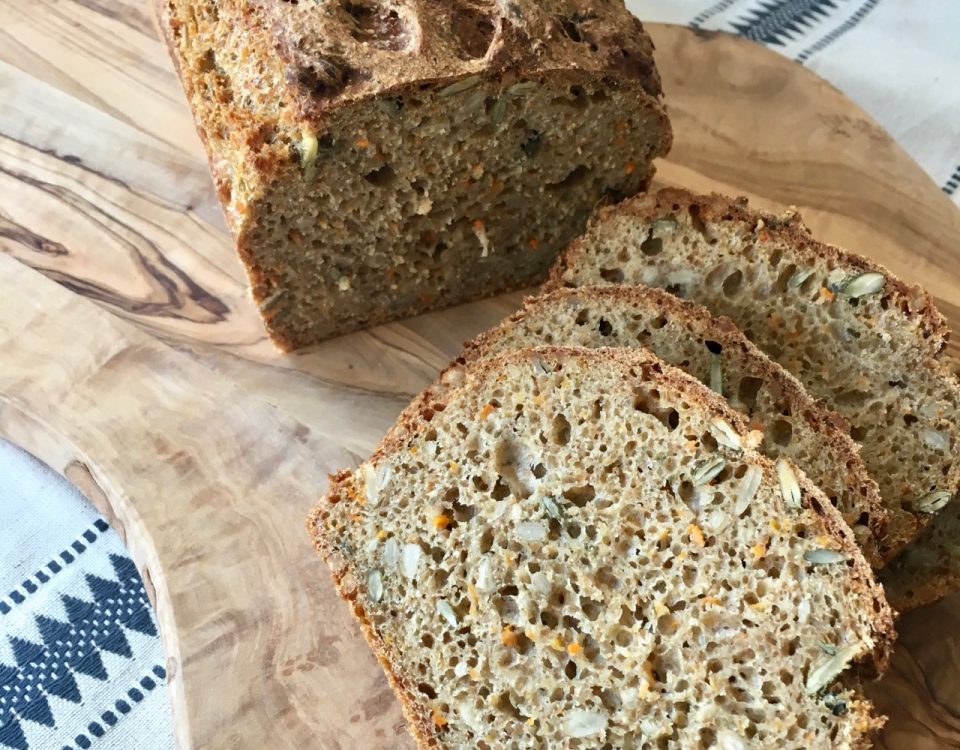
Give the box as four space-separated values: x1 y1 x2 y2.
914 490 953 513
489 96 507 124
507 81 538 97
777 459 802 509
298 129 318 180
839 272 885 298
541 495 566 522
439 74 482 97
805 643 860 694
692 456 726 486
709 357 723 395
819 642 838 656
366 570 383 603
804 548 847 565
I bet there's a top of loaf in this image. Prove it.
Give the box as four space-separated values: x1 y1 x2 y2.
257 0 664 121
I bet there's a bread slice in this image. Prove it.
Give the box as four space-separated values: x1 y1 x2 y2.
547 188 960 564
411 285 885 567
156 0 671 349
309 346 894 749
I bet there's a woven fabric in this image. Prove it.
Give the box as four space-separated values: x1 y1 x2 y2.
2 2 957 747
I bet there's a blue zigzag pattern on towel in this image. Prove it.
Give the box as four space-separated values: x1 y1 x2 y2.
0 554 157 749
731 0 840 46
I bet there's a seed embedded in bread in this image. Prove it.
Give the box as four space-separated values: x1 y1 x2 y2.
547 188 960 569
308 346 894 749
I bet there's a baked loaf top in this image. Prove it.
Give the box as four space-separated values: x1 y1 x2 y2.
416 285 886 567
158 0 666 232
547 188 960 563
309 346 894 749
262 0 665 121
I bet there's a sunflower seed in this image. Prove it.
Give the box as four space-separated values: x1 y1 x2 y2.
777 459 802 509
710 417 742 451
788 268 816 290
382 536 400 567
298 130 318 180
541 495 566 522
257 290 286 312
362 463 379 505
366 570 383 603
402 543 422 580
439 75 482 97
914 490 953 513
922 429 950 451
437 599 458 627
805 643 860 694
651 217 678 234
839 272 885 298
709 357 723 395
716 731 748 750
692 456 726 485
533 357 553 375
804 548 847 565
735 465 763 515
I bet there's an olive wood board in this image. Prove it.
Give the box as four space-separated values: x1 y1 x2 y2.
1 4 959 748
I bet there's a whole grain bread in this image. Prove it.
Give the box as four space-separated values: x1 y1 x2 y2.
309 346 894 749
547 188 960 566
408 285 886 566
155 0 672 349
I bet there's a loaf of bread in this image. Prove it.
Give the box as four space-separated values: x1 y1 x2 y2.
410 285 886 566
547 188 960 565
155 0 672 349
309 346 894 749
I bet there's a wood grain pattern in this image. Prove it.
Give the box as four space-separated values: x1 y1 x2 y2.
1 2 960 747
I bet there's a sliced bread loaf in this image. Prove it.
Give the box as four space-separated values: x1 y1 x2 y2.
413 285 885 566
157 0 671 349
309 346 894 749
547 188 960 563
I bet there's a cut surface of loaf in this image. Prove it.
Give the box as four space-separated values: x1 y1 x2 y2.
156 0 671 349
414 285 885 566
547 188 960 565
309 347 894 749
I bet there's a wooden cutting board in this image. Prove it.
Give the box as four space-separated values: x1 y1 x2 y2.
2 3 960 747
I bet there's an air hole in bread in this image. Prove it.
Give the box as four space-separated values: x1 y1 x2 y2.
363 163 396 186
343 1 412 51
450 2 497 60
640 236 663 256
770 418 794 447
600 267 625 282
547 164 591 191
722 269 743 297
551 414 572 445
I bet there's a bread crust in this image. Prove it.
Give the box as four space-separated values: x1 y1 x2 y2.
546 187 949 349
308 346 895 749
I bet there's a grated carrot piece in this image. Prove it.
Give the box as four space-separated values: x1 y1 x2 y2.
433 514 452 530
500 626 520 648
687 524 706 547
432 708 447 727
354 136 370 148
567 641 582 656
820 286 836 302
479 403 495 419
527 237 540 249
625 160 636 174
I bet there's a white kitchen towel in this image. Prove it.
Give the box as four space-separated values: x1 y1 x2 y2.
626 0 960 205
0 440 174 750
1 2 958 748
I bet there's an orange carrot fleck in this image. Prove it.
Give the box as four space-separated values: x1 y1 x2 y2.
501 626 519 648
820 287 836 302
687 524 705 548
432 709 447 727
354 136 370 148
479 403 495 419
433 514 452 530
625 160 636 175
567 641 582 656
527 237 540 250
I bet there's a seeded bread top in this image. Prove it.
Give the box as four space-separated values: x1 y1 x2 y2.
259 0 665 121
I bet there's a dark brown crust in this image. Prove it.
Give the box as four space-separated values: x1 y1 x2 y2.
307 346 896 748
449 284 888 567
545 187 951 351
